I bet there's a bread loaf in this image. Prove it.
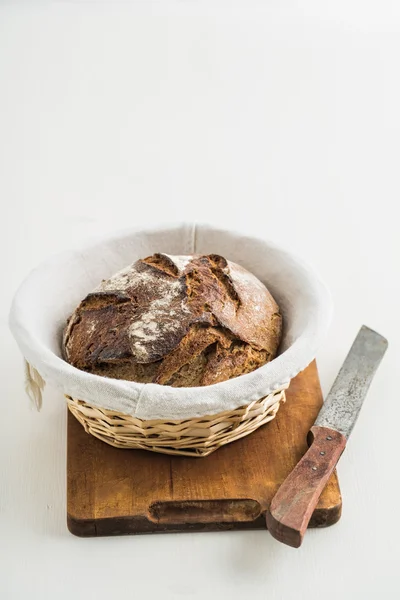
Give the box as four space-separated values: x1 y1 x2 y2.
63 253 282 387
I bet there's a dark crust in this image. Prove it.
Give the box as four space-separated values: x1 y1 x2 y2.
63 253 283 387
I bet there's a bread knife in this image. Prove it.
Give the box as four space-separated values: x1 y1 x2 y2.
265 325 388 548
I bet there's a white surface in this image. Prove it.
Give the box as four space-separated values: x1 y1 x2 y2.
10 223 332 418
1 2 399 599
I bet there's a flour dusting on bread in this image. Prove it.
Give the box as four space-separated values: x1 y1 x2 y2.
95 265 153 293
128 278 187 361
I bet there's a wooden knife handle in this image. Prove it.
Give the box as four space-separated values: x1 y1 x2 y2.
265 426 347 548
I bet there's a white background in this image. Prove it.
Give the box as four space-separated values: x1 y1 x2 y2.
1 2 400 599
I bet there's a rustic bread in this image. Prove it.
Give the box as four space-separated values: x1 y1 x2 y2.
63 253 282 387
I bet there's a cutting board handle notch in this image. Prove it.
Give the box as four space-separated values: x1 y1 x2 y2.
149 499 261 525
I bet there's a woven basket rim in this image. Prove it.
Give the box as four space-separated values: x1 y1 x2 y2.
67 385 288 457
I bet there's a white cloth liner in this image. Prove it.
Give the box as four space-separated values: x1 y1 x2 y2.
9 223 332 420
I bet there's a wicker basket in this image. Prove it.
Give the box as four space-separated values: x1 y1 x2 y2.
66 383 288 457
11 224 332 459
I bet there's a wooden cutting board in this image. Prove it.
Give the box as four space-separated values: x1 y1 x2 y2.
67 361 341 536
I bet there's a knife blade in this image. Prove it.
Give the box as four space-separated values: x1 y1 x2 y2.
265 325 388 548
314 325 387 437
